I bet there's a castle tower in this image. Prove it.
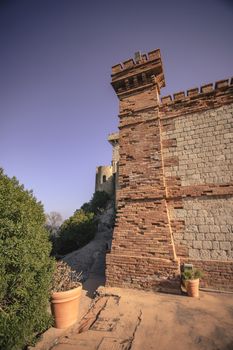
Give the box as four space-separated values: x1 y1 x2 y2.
95 165 114 196
106 49 181 293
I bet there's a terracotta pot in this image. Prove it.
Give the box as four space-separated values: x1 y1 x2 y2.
186 279 199 298
51 284 82 329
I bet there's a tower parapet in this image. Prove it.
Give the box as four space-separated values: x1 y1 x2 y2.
111 49 165 96
111 50 165 115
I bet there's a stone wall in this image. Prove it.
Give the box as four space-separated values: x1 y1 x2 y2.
169 197 233 261
105 48 233 292
161 89 233 291
162 105 233 186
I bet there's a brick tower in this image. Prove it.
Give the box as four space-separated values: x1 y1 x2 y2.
106 49 181 293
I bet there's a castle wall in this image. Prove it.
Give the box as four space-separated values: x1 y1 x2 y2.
160 91 233 291
106 49 233 292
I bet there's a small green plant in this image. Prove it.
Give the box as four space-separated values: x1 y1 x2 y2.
182 268 203 281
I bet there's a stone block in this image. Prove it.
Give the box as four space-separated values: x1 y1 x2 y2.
189 248 200 259
220 225 231 233
196 233 204 240
205 233 215 240
220 242 231 250
209 225 221 233
202 241 212 249
199 225 209 233
186 225 199 233
211 250 220 260
212 241 220 250
184 232 195 240
215 233 226 241
199 250 211 260
193 241 202 249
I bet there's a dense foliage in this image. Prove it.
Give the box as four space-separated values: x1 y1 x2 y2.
0 169 54 350
53 191 110 256
57 209 97 255
81 191 110 214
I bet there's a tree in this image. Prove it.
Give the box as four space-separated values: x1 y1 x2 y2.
57 209 97 255
0 169 54 350
46 211 63 236
79 191 110 215
80 201 92 213
90 191 110 214
53 191 111 256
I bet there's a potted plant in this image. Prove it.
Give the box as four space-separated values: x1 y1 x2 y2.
51 261 82 329
181 268 203 298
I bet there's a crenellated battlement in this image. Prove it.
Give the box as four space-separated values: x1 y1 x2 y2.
111 49 165 96
161 77 233 105
111 49 161 75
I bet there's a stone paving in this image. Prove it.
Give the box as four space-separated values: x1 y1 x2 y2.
50 287 233 350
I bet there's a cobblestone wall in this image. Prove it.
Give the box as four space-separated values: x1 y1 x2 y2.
169 197 233 260
162 105 233 185
161 102 233 264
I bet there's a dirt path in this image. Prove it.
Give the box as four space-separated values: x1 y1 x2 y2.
62 202 114 280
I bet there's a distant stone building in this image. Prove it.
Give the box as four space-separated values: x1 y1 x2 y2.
95 132 119 197
98 49 233 292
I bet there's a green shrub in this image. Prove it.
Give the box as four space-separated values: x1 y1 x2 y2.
57 209 96 255
0 169 54 350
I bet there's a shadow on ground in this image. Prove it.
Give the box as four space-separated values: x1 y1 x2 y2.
82 274 106 298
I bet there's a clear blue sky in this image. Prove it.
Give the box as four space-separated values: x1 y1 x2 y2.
1 0 233 219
